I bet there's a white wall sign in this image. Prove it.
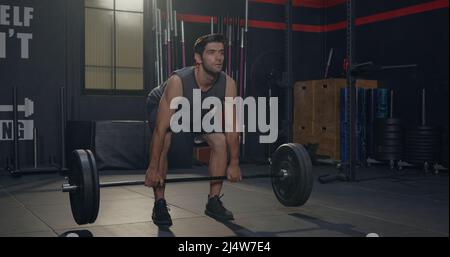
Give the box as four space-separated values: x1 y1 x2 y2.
0 98 34 117
0 120 34 140
0 4 34 59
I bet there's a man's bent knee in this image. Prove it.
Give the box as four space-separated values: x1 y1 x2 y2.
204 133 227 152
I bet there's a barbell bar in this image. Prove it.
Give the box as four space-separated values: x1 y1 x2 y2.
62 173 286 193
62 143 313 225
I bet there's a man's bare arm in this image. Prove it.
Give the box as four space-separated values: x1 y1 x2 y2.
148 75 183 170
224 76 240 165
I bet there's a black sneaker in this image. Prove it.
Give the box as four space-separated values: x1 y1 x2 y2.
152 198 172 227
205 194 234 221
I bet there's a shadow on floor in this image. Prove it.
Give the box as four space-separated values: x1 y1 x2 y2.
214 212 366 237
288 213 366 237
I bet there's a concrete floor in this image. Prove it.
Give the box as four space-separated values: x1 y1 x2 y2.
0 164 448 237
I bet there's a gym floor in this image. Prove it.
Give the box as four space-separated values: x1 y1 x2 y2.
0 164 448 237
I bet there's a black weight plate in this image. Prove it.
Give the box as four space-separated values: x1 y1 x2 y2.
375 140 403 146
271 146 298 206
405 144 440 148
408 152 435 155
86 150 100 224
374 153 402 160
271 143 313 207
414 126 439 131
403 151 438 156
375 133 402 139
406 139 440 143
404 155 437 160
404 154 438 159
404 138 440 144
69 150 93 225
288 143 313 206
404 144 440 148
404 136 440 141
404 134 440 138
374 118 401 125
405 148 439 154
374 126 402 132
68 150 85 225
405 131 440 136
374 154 402 160
404 146 440 151
403 153 437 157
374 146 403 153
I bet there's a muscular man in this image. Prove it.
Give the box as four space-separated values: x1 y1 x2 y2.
145 34 242 227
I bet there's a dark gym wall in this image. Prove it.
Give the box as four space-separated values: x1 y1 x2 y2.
243 0 449 162
1 0 448 168
245 1 286 162
1 0 245 169
0 0 66 168
323 0 449 130
293 4 326 81
244 1 326 162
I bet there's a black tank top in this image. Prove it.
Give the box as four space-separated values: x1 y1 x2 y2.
147 66 227 130
148 66 227 105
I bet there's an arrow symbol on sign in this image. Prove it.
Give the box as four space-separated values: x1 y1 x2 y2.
0 98 34 117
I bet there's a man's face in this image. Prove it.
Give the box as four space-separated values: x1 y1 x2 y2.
196 42 225 75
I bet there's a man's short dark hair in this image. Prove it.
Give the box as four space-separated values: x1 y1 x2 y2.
194 34 227 56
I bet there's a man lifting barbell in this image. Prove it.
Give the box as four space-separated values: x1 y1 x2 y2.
61 35 312 227
145 34 242 227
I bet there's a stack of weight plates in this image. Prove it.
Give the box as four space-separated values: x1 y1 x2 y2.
403 126 441 164
373 118 403 161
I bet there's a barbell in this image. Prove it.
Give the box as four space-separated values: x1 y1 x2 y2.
61 143 313 225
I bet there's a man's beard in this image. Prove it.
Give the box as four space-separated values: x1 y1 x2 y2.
202 61 221 78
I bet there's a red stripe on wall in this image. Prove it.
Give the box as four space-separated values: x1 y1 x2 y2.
356 0 449 26
249 20 286 30
249 0 285 5
293 24 322 32
250 0 346 8
177 14 214 24
293 21 347 32
292 0 345 8
178 0 448 32
323 21 347 32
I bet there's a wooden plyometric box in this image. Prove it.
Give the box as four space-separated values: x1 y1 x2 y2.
293 78 378 160
293 81 316 145
313 79 378 127
354 79 378 89
313 122 339 160
293 80 314 124
314 79 339 126
293 123 317 146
